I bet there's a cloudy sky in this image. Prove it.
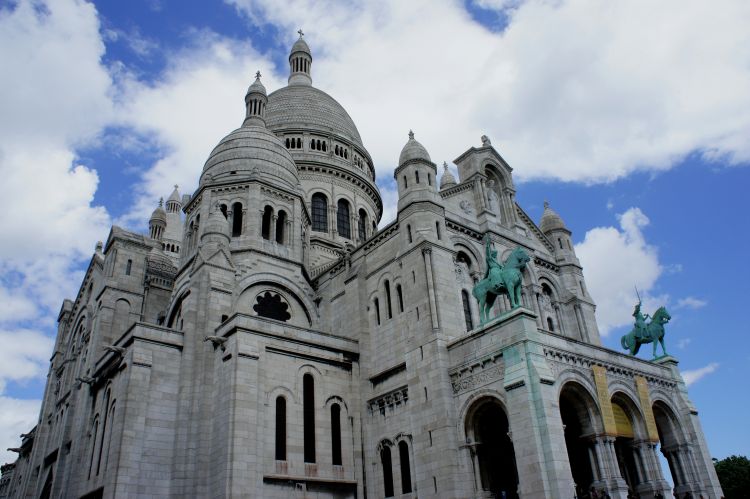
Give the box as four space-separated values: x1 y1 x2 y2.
1 0 748 468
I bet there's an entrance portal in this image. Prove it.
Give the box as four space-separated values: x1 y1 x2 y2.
467 399 519 498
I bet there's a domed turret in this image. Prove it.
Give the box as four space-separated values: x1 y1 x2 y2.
243 71 268 127
149 198 167 240
540 201 567 234
395 130 439 211
166 186 181 213
288 29 312 86
399 130 432 165
439 162 457 190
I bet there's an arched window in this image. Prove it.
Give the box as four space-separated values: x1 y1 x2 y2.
275 396 286 460
399 441 412 493
285 138 290 148
403 175 408 189
384 280 393 319
331 404 342 466
310 139 315 149
358 209 367 242
435 221 441 239
337 199 351 239
558 238 564 249
407 225 412 243
220 204 228 218
125 259 132 276
261 205 273 240
547 317 555 331
396 285 404 313
276 210 287 244
296 138 301 149
456 251 472 270
88 416 99 479
462 290 474 331
322 141 327 152
428 173 432 186
415 170 420 184
303 374 315 463
381 446 394 498
232 203 243 237
374 298 381 325
312 193 328 232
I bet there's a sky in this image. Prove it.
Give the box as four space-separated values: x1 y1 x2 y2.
0 0 748 470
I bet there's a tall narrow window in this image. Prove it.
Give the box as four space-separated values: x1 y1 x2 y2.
399 441 412 493
261 205 273 240
125 259 132 276
403 175 408 189
407 225 412 243
415 170 420 184
374 298 381 325
337 199 351 239
462 290 474 331
396 285 404 313
331 404 342 466
312 193 328 232
275 396 286 460
428 173 432 186
232 203 243 237
276 210 287 244
384 280 393 319
303 374 316 463
220 204 228 218
547 317 555 331
436 221 441 239
358 209 367 242
382 446 394 498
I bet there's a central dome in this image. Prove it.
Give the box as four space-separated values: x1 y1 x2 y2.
266 85 364 147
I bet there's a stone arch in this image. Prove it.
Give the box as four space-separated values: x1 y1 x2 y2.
267 385 298 406
461 393 519 497
610 390 649 490
650 398 696 493
559 380 605 494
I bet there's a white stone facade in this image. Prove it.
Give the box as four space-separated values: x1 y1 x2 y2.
0 35 723 499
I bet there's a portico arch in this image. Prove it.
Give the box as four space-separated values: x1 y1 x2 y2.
464 396 519 498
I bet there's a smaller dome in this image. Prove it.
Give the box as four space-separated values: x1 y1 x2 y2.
540 201 568 233
150 198 167 224
290 31 311 57
439 162 457 189
147 246 176 270
399 130 431 165
246 71 266 98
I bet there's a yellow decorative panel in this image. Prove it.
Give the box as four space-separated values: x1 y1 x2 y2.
635 375 660 442
592 365 617 436
612 402 634 438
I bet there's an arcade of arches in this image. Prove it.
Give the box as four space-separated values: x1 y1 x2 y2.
462 386 707 498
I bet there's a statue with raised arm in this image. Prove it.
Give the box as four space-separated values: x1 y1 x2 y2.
472 235 530 324
621 300 671 359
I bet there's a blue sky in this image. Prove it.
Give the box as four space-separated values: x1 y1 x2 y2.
1 0 748 469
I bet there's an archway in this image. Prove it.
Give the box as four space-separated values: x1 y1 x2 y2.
611 393 646 494
559 382 603 497
466 397 519 498
653 401 695 495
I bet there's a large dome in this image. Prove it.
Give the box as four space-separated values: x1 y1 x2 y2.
201 125 299 189
266 85 363 147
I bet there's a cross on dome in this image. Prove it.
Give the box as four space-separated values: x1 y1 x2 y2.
408 130 414 140
255 70 262 80
298 28 304 38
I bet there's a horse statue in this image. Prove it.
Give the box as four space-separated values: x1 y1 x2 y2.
472 238 531 324
620 305 671 358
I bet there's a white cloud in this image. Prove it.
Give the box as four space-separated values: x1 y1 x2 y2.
0 397 42 464
675 297 707 310
575 207 663 335
223 0 750 183
0 330 54 395
681 362 719 387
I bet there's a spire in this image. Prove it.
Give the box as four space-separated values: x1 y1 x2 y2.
288 30 312 86
244 70 268 126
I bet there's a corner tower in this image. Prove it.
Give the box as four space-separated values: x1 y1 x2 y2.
265 32 382 275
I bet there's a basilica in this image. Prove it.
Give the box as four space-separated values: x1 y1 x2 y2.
0 34 723 498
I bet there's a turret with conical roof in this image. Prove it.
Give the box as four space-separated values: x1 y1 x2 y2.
439 162 457 190
394 130 442 215
539 200 579 264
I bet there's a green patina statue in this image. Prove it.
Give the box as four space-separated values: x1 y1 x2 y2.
620 300 671 358
472 236 531 324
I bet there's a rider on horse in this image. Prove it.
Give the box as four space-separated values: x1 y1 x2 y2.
484 236 502 280
632 301 650 341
